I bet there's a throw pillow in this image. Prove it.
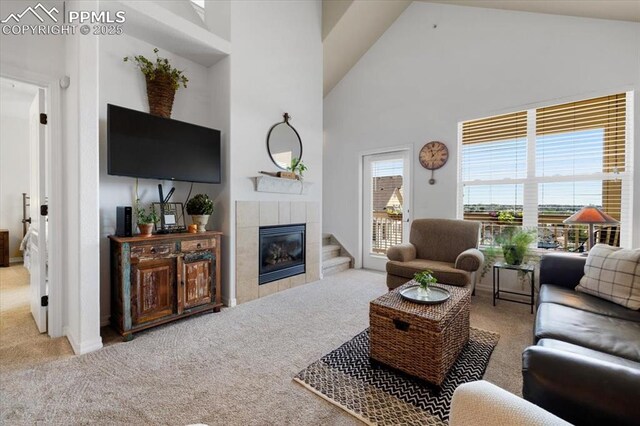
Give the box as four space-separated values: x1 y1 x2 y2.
576 244 640 310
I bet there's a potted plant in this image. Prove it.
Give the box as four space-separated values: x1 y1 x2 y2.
414 270 437 296
287 158 308 180
497 226 536 265
135 202 158 237
186 194 214 233
124 48 188 118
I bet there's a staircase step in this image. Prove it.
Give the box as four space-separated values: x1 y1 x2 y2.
322 256 351 276
322 234 332 246
322 244 341 261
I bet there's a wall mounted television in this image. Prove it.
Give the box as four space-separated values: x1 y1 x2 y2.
107 104 221 184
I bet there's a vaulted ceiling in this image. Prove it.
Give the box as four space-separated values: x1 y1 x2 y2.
323 0 640 97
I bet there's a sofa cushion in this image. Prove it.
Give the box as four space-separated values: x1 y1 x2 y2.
386 259 471 287
576 244 640 310
535 303 640 362
539 285 640 323
538 338 640 370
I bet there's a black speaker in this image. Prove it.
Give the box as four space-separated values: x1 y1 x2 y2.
116 206 132 237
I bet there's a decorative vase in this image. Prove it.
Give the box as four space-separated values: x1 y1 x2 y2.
137 223 154 237
191 215 210 233
417 286 431 297
145 72 176 118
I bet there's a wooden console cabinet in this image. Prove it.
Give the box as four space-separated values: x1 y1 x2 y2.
109 231 222 340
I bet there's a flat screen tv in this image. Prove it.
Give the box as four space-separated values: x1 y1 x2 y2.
107 104 221 184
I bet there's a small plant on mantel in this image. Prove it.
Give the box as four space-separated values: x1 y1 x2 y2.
287 157 308 179
123 48 189 118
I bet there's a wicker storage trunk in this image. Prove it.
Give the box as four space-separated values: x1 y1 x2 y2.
369 282 471 385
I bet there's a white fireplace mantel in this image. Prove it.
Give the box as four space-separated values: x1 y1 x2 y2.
253 176 311 195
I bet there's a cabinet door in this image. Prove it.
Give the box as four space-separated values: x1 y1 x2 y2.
180 258 213 309
131 258 176 325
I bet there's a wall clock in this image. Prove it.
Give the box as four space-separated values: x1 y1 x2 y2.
419 141 449 185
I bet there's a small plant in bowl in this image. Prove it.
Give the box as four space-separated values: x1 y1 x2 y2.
135 202 158 237
414 270 437 295
186 194 214 233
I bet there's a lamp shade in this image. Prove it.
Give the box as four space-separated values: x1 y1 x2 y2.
563 205 619 225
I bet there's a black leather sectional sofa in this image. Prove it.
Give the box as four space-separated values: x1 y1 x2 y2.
522 253 640 425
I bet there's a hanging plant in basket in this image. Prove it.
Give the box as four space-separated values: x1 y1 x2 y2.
123 48 188 118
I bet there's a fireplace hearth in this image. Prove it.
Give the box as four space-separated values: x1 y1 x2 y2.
259 224 306 284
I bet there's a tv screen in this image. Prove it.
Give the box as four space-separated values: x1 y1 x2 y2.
107 104 221 184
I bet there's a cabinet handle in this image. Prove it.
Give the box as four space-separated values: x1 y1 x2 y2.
181 280 185 287
150 247 156 254
196 243 202 249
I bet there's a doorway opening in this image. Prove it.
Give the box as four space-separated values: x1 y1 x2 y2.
362 149 412 271
0 77 54 347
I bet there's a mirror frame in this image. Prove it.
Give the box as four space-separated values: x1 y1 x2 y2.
266 112 302 170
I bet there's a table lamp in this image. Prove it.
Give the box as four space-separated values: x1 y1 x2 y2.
563 205 619 250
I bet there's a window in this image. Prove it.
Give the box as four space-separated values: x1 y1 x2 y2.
458 93 632 250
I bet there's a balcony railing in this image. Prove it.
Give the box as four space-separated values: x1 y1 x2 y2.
369 212 619 257
372 213 403 254
465 213 620 251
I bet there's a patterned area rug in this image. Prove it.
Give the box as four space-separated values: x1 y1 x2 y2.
294 328 499 425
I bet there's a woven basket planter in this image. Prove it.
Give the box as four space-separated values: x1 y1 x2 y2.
145 72 176 118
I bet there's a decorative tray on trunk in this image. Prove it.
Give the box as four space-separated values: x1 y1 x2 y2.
399 285 451 305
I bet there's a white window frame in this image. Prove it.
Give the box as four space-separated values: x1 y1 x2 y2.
457 91 634 249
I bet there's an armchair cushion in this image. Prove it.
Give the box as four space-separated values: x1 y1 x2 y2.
386 243 416 262
409 219 481 263
386 259 471 287
455 248 484 272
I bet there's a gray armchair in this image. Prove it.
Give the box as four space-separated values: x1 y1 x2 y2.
386 218 483 290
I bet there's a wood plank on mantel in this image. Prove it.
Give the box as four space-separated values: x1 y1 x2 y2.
253 176 311 195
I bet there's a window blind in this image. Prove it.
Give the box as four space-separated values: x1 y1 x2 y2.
461 111 527 216
536 94 626 221
459 92 631 249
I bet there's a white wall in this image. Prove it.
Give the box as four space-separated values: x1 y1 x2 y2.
323 2 640 264
63 0 102 353
0 92 32 259
226 0 323 303
0 1 66 78
205 0 230 41
98 34 228 322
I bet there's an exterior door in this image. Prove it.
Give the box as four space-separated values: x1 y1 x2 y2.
363 150 411 271
131 258 176 325
29 88 47 333
178 255 213 312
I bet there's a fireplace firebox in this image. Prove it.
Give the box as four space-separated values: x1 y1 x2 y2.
259 224 306 285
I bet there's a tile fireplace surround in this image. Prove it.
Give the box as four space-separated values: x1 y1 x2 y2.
236 201 321 304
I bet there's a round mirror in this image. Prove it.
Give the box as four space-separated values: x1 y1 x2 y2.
267 113 302 170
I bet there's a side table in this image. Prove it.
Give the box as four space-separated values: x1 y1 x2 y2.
492 262 535 313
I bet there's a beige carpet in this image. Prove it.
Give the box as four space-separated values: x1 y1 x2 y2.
0 269 533 425
0 265 74 374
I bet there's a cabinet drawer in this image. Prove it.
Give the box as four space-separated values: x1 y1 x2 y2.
182 238 215 252
130 243 175 259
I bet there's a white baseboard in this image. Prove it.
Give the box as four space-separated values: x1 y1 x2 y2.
9 257 23 264
64 326 103 355
223 297 237 307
